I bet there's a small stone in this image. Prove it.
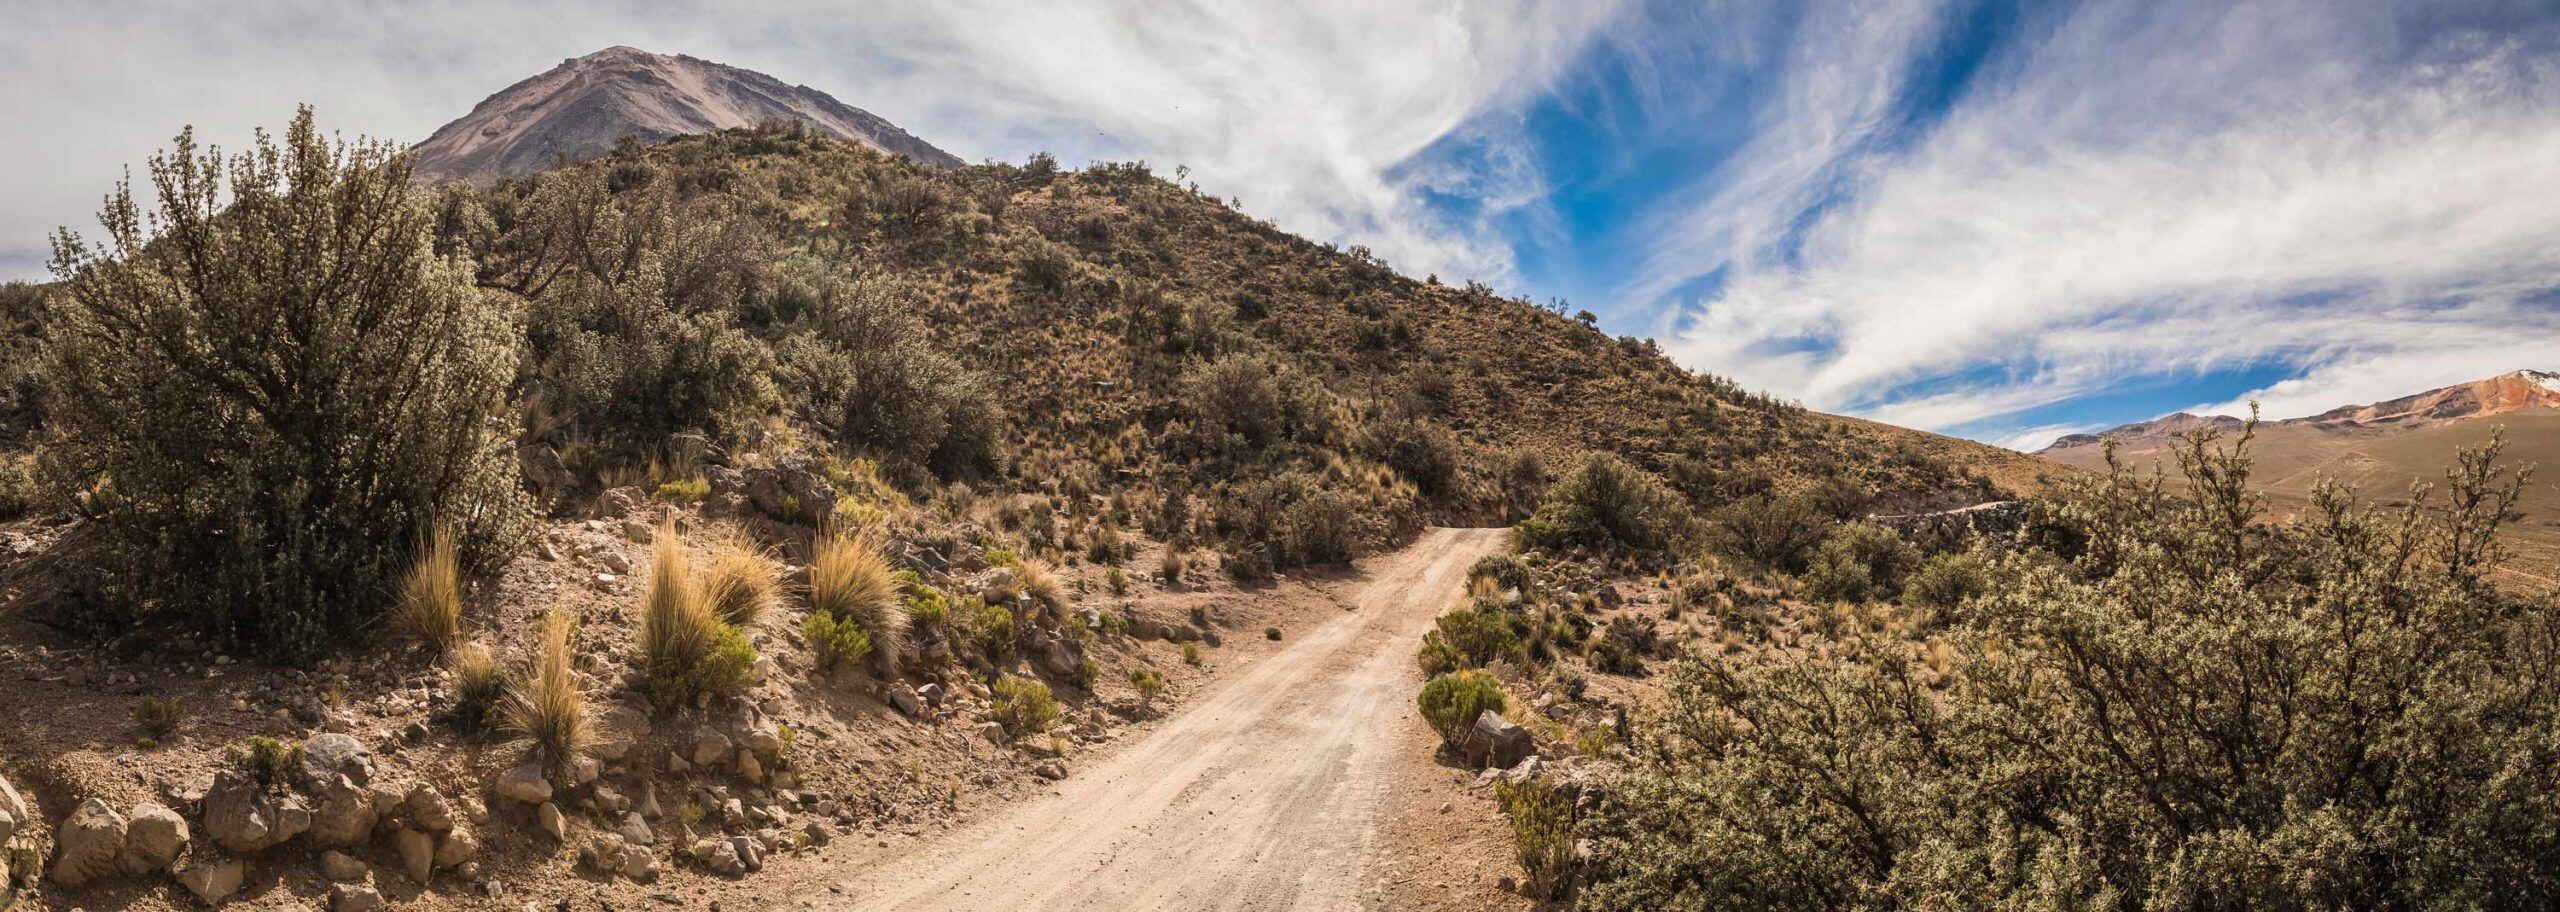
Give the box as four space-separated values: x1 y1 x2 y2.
395 826 435 884
638 781 665 819
583 832 629 875
435 823 483 870
619 811 655 846
303 732 374 785
538 801 567 840
496 763 554 804
404 783 456 831
730 835 764 871
332 883 388 912
178 857 248 905
692 728 734 767
622 843 659 880
567 754 602 786
737 750 764 784
320 849 370 882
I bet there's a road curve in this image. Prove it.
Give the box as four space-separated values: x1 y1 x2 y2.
831 527 1506 912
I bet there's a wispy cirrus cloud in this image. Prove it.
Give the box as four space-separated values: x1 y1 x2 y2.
1639 0 2560 446
0 0 1617 286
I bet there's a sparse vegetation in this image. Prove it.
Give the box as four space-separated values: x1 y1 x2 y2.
233 735 304 788
699 532 779 626
505 608 590 763
131 696 183 747
635 520 760 705
1128 666 1165 710
989 675 1059 737
446 640 505 730
396 528 465 653
1496 779 1579 901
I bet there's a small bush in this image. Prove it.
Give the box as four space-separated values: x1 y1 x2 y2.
1418 671 1506 746
233 735 305 788
1497 779 1581 900
1128 666 1165 708
1181 642 1203 666
1708 494 1830 573
989 675 1059 737
1160 548 1187 583
973 602 1017 665
654 477 710 502
446 641 505 730
1514 453 1690 553
804 609 874 673
1418 608 1523 675
396 528 464 654
1905 550 1989 610
132 696 184 747
1265 626 1283 641
505 609 590 762
1800 523 1916 603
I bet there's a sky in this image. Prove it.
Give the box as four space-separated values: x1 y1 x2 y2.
5 0 2557 451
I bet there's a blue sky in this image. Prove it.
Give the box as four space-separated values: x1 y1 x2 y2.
7 0 2560 449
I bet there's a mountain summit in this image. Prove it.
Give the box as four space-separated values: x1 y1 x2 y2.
410 46 961 184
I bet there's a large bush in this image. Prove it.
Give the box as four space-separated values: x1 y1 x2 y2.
779 274 1001 478
1417 670 1507 747
1515 453 1691 553
1580 430 2560 910
42 109 530 661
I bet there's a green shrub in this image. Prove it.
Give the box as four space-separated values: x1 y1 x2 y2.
41 108 531 662
1181 642 1203 666
1514 453 1690 553
778 274 1002 478
132 696 184 747
972 602 1017 665
1127 666 1166 708
803 610 874 672
1417 608 1523 675
634 522 760 705
1800 523 1916 603
1497 779 1580 900
1418 671 1506 747
1905 550 1989 610
1578 430 2560 910
232 736 305 788
989 675 1059 737
1279 489 1360 565
1707 493 1830 573
1363 419 1458 497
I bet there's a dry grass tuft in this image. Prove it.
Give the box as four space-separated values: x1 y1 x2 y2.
1019 558 1066 614
808 527 908 673
634 518 760 705
700 531 780 626
447 639 506 730
504 609 588 762
396 528 463 653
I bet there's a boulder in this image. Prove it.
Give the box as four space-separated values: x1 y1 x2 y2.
495 763 553 804
598 486 647 519
302 733 374 785
49 798 127 886
737 750 765 784
203 769 311 852
177 857 247 905
1463 711 1535 771
119 801 190 874
537 801 567 841
331 883 387 912
393 826 435 884
308 774 379 847
320 849 370 883
1039 638 1082 679
590 704 652 761
0 773 28 845
402 784 456 831
729 835 764 872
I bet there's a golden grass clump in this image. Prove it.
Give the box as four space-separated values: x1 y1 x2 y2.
446 640 505 729
634 518 760 705
504 609 589 761
807 527 908 673
700 531 780 626
1019 558 1066 613
396 528 463 653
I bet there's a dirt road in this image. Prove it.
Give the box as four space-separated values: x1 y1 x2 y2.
830 527 1508 911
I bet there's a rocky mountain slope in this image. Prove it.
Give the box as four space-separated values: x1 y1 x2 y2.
2041 369 2560 453
410 46 962 185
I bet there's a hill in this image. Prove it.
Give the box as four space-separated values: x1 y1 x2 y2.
2042 371 2560 584
410 46 962 185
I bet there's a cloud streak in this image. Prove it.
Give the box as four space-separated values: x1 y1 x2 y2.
1645 0 2560 443
0 0 1616 286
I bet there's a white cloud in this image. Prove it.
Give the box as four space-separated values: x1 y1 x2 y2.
1646 0 2560 434
0 0 1618 285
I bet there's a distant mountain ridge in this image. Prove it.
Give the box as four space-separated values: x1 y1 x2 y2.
410 46 961 185
2040 370 2560 454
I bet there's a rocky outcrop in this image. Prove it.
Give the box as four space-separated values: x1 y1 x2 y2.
307 774 378 847
745 457 836 523
202 769 312 853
